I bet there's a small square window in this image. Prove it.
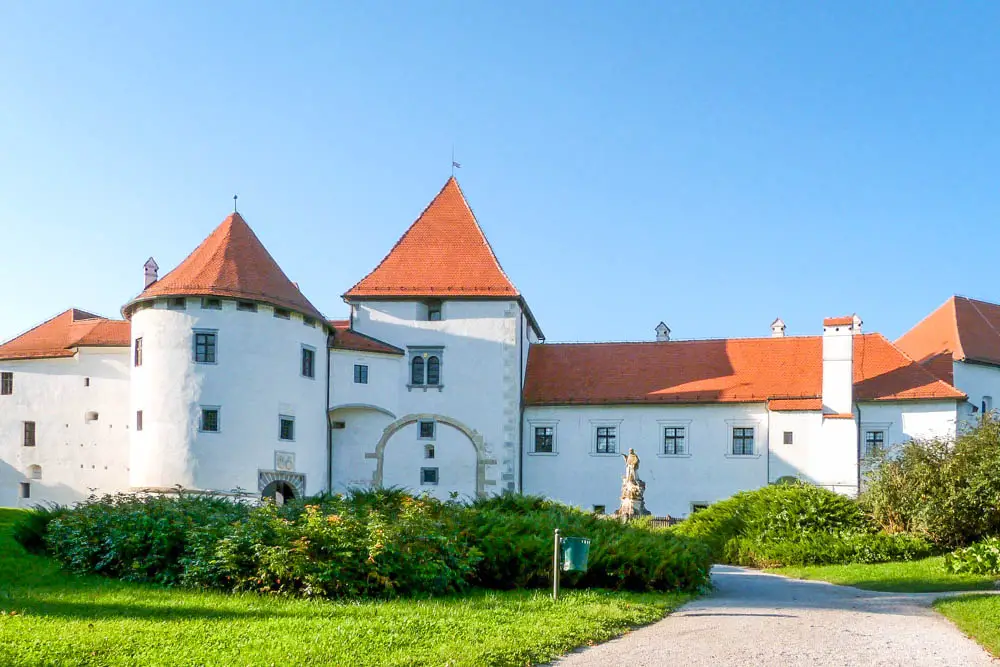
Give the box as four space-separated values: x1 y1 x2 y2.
783 431 794 445
421 467 439 485
136 410 143 432
134 338 143 367
354 364 369 384
418 420 435 440
425 300 442 321
194 331 217 364
279 415 295 441
200 408 220 433
274 308 291 320
534 426 554 453
732 427 754 456
301 347 315 378
23 421 35 447
2 372 13 395
863 430 885 458
596 426 617 454
237 301 257 312
168 297 187 310
201 298 222 310
19 482 30 499
593 505 606 515
303 316 316 328
424 444 435 459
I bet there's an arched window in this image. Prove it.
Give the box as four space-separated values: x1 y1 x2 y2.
426 356 440 386
28 465 41 480
411 356 425 385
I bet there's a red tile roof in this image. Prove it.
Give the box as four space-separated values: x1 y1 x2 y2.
896 296 1000 373
767 398 822 411
329 320 404 356
344 177 520 299
523 334 964 406
123 212 325 321
0 309 130 361
824 316 855 327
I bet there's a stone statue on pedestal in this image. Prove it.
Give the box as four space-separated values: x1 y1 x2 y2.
613 447 651 520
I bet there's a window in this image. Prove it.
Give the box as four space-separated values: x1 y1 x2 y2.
783 431 794 445
274 308 291 320
691 503 709 513
168 297 187 310
984 396 994 415
411 357 424 385
596 426 617 454
201 297 222 310
732 427 754 456
85 411 99 423
83 377 90 387
1 372 12 395
864 430 885 458
424 444 435 459
354 364 368 384
134 338 143 367
425 300 442 321
194 331 217 364
593 505 606 515
421 467 439 485
279 415 295 441
426 356 441 385
136 410 143 432
200 408 220 433
303 316 316 328
418 420 435 439
237 300 257 312
301 346 315 378
23 421 35 447
19 482 29 499
535 426 554 453
28 465 41 480
663 426 686 455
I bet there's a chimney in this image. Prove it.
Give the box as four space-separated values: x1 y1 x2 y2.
822 315 855 415
655 322 671 342
852 314 863 334
771 318 786 338
143 257 159 289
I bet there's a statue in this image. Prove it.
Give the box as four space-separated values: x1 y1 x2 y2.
613 448 651 520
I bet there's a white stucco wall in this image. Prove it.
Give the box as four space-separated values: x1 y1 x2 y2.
858 400 958 447
0 348 131 507
129 298 328 498
767 411 823 483
381 420 478 501
350 299 525 496
953 361 1000 425
522 403 770 518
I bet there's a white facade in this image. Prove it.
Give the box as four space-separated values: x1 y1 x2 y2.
129 298 328 498
0 348 131 507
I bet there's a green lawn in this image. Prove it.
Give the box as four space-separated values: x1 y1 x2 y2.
0 509 691 666
934 595 1000 657
764 556 998 593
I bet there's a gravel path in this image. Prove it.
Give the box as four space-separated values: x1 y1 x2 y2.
556 565 997 666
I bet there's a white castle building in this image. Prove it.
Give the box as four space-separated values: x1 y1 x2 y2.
2 178 999 516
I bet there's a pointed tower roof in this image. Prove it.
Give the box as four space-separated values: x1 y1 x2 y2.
123 212 325 321
0 309 130 360
344 177 520 299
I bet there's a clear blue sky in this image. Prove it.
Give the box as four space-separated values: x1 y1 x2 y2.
2 2 999 344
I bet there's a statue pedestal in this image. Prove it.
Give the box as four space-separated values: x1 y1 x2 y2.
613 477 651 521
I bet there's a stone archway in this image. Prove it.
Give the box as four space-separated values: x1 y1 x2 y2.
365 413 497 497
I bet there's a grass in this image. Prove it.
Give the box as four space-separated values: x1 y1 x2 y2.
934 595 1000 657
0 509 692 666
764 556 998 593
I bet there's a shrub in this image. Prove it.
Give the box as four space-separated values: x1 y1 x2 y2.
726 530 934 568
944 537 1000 575
860 418 1000 547
12 504 68 554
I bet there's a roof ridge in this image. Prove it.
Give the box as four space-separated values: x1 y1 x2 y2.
538 333 873 346
450 178 520 296
960 296 1000 358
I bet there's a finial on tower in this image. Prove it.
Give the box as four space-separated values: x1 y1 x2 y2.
233 194 238 213
451 146 461 176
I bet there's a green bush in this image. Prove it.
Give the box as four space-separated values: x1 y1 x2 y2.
726 530 934 568
860 418 1000 547
944 537 1000 575
12 504 69 554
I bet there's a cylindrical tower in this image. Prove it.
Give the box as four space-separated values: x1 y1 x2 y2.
123 213 329 500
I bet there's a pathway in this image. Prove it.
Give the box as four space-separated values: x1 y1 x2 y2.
556 565 997 666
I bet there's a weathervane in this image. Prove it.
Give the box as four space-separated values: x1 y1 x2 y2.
451 146 461 176
233 194 238 213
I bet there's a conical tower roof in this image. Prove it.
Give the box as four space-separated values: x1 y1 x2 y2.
344 177 519 298
123 212 324 320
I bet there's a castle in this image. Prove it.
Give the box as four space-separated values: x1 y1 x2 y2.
2 178 998 516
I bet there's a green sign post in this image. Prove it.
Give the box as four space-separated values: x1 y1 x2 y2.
552 529 592 600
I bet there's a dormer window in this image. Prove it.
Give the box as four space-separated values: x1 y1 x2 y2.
201 298 222 310
237 301 257 312
424 300 442 321
168 297 187 310
274 308 291 320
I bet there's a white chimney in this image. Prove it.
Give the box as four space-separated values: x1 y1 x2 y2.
771 318 786 338
655 322 671 342
822 316 855 415
852 314 863 334
144 257 159 289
